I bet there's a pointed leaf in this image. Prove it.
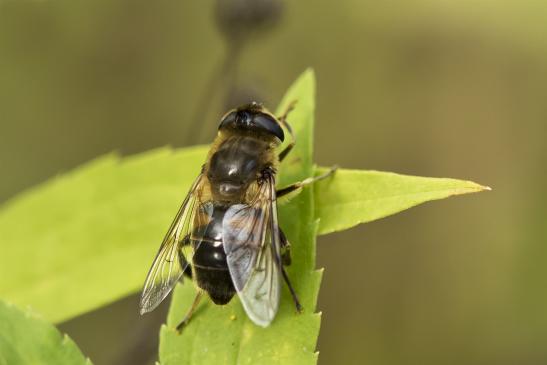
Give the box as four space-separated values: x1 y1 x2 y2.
0 300 91 365
0 146 208 323
314 168 490 235
0 67 489 365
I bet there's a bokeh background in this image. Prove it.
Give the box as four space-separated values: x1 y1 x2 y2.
1 1 545 364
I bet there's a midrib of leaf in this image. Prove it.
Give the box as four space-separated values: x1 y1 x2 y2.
320 186 483 207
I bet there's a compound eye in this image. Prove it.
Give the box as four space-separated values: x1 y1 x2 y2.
218 111 237 130
254 113 284 142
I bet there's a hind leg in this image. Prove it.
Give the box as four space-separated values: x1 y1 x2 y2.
176 291 203 333
278 227 302 312
279 228 291 266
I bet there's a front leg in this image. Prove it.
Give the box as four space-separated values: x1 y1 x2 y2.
276 165 338 200
277 100 297 162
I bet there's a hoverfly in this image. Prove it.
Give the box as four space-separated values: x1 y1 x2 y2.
139 102 335 330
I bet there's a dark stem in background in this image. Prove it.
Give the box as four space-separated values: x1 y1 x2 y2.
115 3 286 362
184 0 284 145
184 41 243 145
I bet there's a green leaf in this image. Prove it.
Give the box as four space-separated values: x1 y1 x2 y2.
314 168 490 235
0 145 208 323
0 300 91 365
159 69 321 365
0 67 489 365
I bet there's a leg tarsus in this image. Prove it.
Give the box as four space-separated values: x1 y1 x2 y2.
281 266 303 313
277 101 297 162
278 100 297 126
276 165 338 199
176 291 203 333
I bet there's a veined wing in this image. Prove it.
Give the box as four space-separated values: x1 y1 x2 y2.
139 174 210 314
223 174 282 327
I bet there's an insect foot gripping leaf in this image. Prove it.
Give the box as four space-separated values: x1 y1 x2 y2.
0 300 92 365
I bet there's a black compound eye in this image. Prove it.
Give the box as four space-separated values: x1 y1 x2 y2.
253 113 284 142
218 111 237 130
218 106 284 142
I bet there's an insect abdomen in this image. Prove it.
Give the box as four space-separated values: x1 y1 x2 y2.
191 205 236 305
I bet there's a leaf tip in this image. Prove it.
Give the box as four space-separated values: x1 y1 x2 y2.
446 179 492 196
289 68 316 97
301 67 316 81
61 333 71 345
24 305 35 319
465 181 492 194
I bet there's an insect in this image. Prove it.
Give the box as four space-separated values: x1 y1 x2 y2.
139 102 336 330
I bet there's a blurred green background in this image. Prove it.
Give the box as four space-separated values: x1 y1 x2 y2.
1 0 545 364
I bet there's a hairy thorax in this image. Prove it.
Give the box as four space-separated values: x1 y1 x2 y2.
204 132 278 203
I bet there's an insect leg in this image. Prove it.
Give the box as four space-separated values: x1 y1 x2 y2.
281 266 303 313
278 143 295 163
276 165 338 199
278 100 297 162
279 228 291 266
178 235 193 279
176 291 203 333
277 226 301 312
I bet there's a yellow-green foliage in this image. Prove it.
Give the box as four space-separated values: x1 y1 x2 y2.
0 70 487 364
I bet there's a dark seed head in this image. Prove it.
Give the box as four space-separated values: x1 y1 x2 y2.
214 0 284 44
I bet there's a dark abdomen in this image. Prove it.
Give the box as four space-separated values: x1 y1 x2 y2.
191 204 236 305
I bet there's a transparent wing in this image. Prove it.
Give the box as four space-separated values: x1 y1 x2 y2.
223 175 281 327
139 174 209 314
